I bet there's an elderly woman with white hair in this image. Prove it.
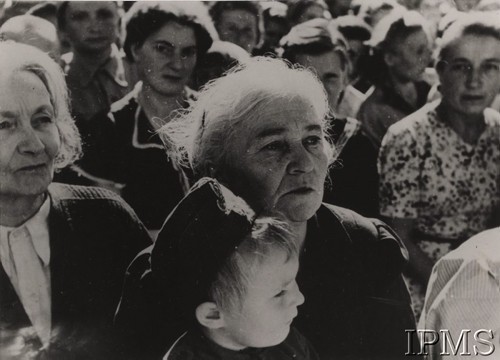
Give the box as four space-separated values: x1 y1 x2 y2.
0 42 151 359
116 57 416 360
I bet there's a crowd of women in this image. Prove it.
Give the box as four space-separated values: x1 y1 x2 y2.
0 0 499 359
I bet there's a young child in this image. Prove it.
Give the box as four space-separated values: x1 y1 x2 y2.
151 178 318 359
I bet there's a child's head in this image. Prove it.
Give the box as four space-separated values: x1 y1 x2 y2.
150 178 304 350
199 218 304 350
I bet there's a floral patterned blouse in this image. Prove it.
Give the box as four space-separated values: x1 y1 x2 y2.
378 102 500 241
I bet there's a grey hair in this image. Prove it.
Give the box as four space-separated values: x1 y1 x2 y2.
0 41 81 169
436 12 500 64
159 56 334 179
209 217 297 312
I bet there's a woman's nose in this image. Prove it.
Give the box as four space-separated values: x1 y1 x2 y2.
18 127 45 155
169 54 185 71
288 144 314 174
466 68 483 89
291 282 305 307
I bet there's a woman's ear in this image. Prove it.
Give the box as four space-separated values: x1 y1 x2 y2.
130 43 141 63
196 302 225 329
384 51 396 67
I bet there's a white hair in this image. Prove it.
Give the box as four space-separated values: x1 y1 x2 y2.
0 41 81 168
159 56 334 178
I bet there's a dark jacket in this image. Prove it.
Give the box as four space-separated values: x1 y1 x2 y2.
0 183 152 359
115 204 417 360
165 327 319 360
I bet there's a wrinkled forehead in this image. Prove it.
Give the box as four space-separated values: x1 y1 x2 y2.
67 1 118 15
237 96 323 135
443 34 500 62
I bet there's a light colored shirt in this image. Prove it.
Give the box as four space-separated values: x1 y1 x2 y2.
419 227 500 359
0 196 52 346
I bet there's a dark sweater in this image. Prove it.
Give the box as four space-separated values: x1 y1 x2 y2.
0 183 152 359
165 327 319 360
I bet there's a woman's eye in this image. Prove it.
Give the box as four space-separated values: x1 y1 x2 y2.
451 63 471 73
263 141 285 151
304 136 322 147
181 48 197 59
482 63 500 74
33 116 54 127
0 120 13 130
274 290 286 298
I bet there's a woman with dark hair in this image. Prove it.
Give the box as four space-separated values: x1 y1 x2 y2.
78 2 217 232
378 12 500 319
357 8 432 149
116 57 416 360
0 42 150 359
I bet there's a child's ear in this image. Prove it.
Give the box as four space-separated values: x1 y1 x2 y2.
196 302 225 329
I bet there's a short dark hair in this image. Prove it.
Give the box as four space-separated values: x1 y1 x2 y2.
123 2 215 62
56 1 120 31
209 1 261 42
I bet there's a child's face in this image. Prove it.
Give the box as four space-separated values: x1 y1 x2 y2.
221 251 304 349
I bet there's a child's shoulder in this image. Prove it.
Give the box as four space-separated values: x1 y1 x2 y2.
272 327 320 360
164 327 319 360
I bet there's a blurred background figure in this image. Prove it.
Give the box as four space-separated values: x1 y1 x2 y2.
357 8 433 149
0 41 150 359
354 0 403 26
210 1 261 54
333 14 373 93
282 19 379 217
0 14 60 61
453 0 481 11
378 13 500 320
253 1 290 56
286 0 331 27
77 1 216 233
324 0 353 17
192 40 250 90
57 1 129 125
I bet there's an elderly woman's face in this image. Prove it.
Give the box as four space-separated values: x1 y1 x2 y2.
224 97 329 223
438 34 500 117
0 71 60 199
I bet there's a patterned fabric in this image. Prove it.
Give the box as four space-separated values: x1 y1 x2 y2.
379 101 500 241
418 228 500 359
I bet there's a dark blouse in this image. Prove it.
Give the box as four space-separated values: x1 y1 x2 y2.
78 90 190 230
357 80 431 149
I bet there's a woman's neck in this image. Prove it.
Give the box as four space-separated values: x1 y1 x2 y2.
390 73 418 108
437 102 486 145
0 194 45 227
138 85 184 129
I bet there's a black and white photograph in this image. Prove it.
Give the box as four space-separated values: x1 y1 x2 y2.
0 0 499 359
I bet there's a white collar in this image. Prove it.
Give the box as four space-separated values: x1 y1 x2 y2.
0 195 51 266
